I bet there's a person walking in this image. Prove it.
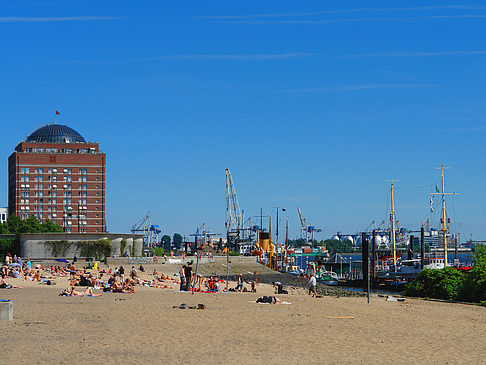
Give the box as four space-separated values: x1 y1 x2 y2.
184 263 193 291
308 273 317 297
179 265 186 291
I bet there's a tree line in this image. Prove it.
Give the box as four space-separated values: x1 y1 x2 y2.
0 215 64 257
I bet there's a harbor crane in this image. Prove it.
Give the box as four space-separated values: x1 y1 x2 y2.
190 223 220 249
131 210 161 247
225 168 242 250
297 206 321 243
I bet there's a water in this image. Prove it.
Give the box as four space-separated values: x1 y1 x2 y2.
339 252 475 266
292 252 474 267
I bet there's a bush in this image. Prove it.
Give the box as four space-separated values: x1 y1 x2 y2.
460 245 486 302
153 247 166 256
404 267 466 300
120 239 127 256
76 239 112 260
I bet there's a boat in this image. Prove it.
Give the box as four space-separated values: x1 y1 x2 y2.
318 272 339 286
375 167 456 283
285 265 302 276
307 262 339 286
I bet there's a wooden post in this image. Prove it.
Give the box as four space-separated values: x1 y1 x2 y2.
362 232 368 293
191 253 200 295
226 249 229 291
409 235 414 260
372 230 376 281
421 226 425 270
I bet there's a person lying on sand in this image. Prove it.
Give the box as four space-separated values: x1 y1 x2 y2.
256 296 282 304
61 286 103 297
0 273 22 288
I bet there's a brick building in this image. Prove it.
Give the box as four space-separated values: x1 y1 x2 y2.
8 124 106 233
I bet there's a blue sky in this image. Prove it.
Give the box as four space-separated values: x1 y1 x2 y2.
1 1 485 242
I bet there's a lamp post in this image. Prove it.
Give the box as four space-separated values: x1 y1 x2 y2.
274 207 286 270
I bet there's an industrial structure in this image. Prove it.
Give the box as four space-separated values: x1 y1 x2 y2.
225 168 242 249
297 206 321 243
130 210 161 248
8 123 106 233
0 207 7 224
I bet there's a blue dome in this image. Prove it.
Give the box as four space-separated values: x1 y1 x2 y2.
26 124 86 143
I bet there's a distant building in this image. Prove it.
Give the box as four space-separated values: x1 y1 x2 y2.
8 124 106 233
0 207 7 224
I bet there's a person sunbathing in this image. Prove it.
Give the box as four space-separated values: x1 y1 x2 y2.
122 279 136 293
33 270 42 282
255 296 282 304
62 286 102 297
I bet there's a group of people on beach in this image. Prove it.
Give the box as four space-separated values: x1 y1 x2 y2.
178 262 222 292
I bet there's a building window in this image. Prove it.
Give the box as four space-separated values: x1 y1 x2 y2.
63 176 72 182
78 168 87 175
34 168 44 174
21 168 30 173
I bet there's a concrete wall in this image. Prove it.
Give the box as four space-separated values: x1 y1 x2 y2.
18 232 144 260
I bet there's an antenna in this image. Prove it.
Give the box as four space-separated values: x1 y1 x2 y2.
430 165 458 266
386 178 399 267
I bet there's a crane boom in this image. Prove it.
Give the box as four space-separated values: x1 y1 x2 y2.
297 206 305 228
225 168 241 231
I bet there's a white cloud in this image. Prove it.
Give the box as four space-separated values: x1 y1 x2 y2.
276 84 435 93
127 53 317 62
343 50 486 58
217 14 486 25
201 5 485 20
0 16 123 23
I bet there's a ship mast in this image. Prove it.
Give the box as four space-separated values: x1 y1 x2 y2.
430 165 457 267
387 178 399 267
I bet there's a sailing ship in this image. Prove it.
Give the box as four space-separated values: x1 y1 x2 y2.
375 166 457 285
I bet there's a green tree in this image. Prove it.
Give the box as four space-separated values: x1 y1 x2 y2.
161 235 171 249
0 215 63 256
173 233 183 250
404 267 466 300
41 219 64 233
460 244 486 303
120 239 127 256
323 239 355 254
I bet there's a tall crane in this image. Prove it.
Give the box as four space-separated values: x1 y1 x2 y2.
297 206 321 243
225 168 242 250
131 211 161 248
297 206 307 241
190 223 220 249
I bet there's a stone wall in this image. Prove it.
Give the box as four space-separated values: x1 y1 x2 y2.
17 233 144 260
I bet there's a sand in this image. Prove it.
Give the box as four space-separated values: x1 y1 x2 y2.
1 262 485 364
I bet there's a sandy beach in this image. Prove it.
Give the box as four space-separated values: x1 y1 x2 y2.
1 261 485 364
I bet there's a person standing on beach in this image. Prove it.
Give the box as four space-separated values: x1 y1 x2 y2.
184 263 192 291
179 265 186 291
308 273 317 297
119 266 125 282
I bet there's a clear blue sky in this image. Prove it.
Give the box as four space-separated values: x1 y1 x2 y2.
1 1 485 242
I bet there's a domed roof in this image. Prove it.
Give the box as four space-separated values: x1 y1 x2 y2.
26 124 86 143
